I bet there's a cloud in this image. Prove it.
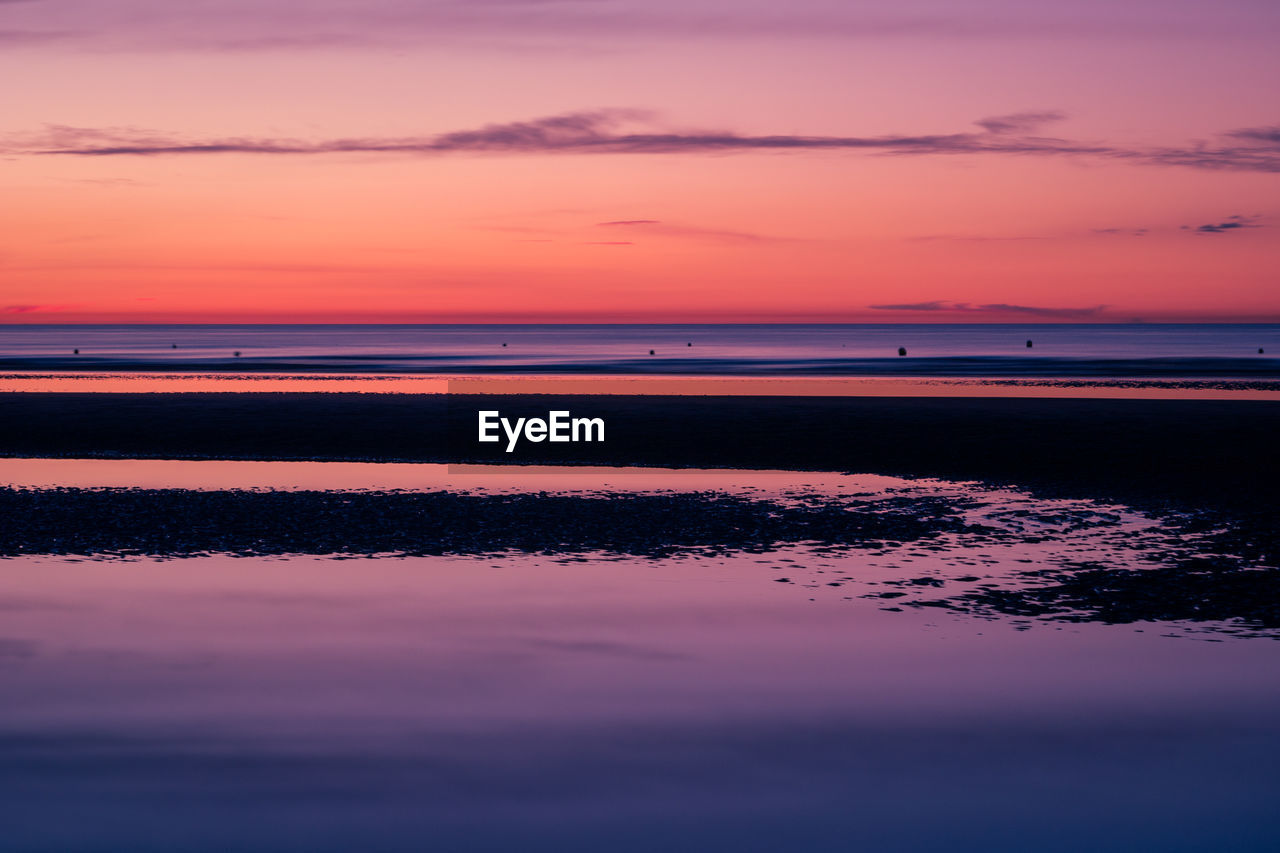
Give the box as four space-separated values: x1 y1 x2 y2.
867 300 950 311
907 234 1046 242
1226 126 1280 145
978 303 1106 317
1092 227 1149 236
1187 214 1262 234
974 111 1067 135
1196 222 1246 233
9 1 1280 54
595 218 780 244
7 110 1280 173
869 300 1106 317
2 304 69 314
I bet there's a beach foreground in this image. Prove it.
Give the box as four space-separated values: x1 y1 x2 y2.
3 393 1279 851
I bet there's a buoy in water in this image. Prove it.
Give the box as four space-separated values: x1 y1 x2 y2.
898 347 907 357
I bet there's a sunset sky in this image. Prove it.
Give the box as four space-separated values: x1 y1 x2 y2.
2 0 1278 322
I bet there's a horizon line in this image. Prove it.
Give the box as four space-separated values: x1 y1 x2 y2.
4 320 1280 327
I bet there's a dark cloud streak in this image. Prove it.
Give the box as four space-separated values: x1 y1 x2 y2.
9 110 1280 173
867 301 950 311
1226 126 1280 145
1191 214 1262 234
870 301 1107 318
974 111 1067 135
2 304 69 314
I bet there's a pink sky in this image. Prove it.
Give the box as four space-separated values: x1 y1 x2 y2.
1 0 1278 322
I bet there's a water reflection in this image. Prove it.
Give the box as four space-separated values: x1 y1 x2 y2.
1 461 1276 637
3 371 1280 399
1 462 1278 850
2 552 1279 851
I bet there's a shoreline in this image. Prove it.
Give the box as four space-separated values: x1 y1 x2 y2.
4 372 1280 399
2 391 1278 515
1 353 1277 379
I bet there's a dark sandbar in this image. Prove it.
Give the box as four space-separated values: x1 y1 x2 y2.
0 487 967 559
1 392 1277 513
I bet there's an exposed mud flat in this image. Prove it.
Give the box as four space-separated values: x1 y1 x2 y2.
5 475 1277 639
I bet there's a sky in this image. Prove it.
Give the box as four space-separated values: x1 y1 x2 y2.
2 0 1278 322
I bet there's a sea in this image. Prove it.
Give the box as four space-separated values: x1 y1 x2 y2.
0 323 1277 377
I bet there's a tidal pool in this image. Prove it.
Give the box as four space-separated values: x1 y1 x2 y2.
1 461 1277 851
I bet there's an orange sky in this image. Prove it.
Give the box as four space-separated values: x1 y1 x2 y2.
2 0 1278 322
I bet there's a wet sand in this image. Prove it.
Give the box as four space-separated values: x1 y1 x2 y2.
0 487 968 559
4 478 1276 636
1 391 1277 513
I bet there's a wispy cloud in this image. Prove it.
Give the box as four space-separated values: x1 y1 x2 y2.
7 110 1280 173
869 300 1106 318
978 303 1107 317
1092 227 1149 236
7 1 1279 53
595 219 780 243
907 234 1047 242
1186 214 1263 234
869 300 950 311
1226 126 1280 145
2 304 70 314
973 111 1067 135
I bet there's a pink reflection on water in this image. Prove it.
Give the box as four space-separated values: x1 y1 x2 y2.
3 551 1278 739
3 460 1279 849
0 457 913 494
3 371 1279 399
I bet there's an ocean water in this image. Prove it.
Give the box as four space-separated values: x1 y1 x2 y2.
1 323 1277 377
1 461 1278 852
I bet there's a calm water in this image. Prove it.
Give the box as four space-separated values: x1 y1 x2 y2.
2 461 1278 851
1 324 1277 376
